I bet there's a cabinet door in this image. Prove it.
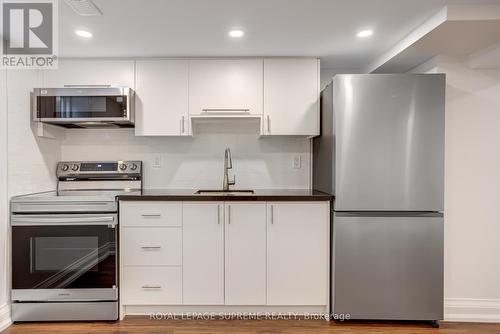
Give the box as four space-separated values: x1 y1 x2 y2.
225 202 266 305
189 59 263 115
40 59 135 87
267 202 329 305
135 60 189 136
263 58 319 135
183 202 224 304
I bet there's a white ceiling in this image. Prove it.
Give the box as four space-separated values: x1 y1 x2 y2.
59 0 500 69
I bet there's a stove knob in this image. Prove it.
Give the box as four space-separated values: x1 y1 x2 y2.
61 164 69 171
119 164 127 171
71 164 79 171
130 163 138 171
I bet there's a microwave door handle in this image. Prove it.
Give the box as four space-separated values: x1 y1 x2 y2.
11 216 116 226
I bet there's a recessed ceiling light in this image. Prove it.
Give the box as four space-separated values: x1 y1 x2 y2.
229 30 244 38
357 30 373 38
75 30 92 38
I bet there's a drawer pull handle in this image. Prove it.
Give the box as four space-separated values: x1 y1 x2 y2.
141 214 161 218
142 284 162 289
202 108 250 114
141 246 161 249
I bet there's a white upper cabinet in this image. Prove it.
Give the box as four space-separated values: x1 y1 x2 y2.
40 59 135 87
263 58 320 136
267 202 329 305
183 202 225 305
135 60 189 136
224 202 267 305
189 59 263 115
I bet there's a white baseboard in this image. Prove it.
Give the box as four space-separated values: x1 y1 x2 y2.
445 298 500 323
0 303 11 332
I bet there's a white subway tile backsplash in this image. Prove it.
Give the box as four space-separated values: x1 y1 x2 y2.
60 129 311 190
7 70 61 197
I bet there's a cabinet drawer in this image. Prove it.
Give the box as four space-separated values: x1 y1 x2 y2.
122 227 182 266
120 202 182 227
122 267 182 305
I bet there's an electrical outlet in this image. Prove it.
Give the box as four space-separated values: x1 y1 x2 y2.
152 156 162 168
292 155 301 169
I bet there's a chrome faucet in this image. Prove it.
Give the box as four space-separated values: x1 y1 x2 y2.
223 148 236 191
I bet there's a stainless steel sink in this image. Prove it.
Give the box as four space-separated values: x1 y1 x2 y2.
195 190 255 195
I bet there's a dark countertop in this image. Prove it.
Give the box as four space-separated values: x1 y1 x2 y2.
117 189 333 201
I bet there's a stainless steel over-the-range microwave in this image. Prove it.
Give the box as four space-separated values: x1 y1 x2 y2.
32 86 135 128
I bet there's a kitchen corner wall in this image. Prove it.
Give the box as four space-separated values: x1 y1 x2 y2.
413 56 500 322
1 69 63 329
6 70 62 197
60 130 311 190
0 69 10 330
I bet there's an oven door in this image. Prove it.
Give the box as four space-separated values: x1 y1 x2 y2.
33 87 133 124
11 214 117 302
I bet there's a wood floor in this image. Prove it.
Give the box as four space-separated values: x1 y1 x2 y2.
2 317 500 334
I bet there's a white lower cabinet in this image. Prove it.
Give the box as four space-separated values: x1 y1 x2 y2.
120 200 329 313
267 202 329 305
224 202 267 305
182 202 225 305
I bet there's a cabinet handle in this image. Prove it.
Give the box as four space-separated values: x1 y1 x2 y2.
63 84 111 87
141 214 161 218
217 204 221 224
202 108 250 114
270 205 274 224
267 115 271 133
181 116 185 133
141 246 161 249
228 205 231 224
141 284 161 289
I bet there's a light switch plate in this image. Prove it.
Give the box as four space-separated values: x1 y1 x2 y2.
152 156 162 168
292 155 301 169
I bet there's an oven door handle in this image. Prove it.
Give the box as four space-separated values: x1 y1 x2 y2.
11 216 117 226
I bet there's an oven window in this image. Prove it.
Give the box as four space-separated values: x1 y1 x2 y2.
31 236 99 273
37 96 127 119
12 225 116 289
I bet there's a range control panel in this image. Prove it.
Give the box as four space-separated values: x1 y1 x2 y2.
57 161 142 178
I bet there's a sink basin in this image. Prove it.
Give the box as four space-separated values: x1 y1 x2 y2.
195 189 255 195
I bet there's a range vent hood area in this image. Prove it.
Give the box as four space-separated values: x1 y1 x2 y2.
190 113 263 135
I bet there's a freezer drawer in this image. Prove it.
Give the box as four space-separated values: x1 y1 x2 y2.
333 74 445 211
332 212 443 320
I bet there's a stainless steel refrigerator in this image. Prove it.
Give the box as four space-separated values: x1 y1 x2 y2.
313 74 445 322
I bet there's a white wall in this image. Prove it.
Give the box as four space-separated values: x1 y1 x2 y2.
7 70 62 197
412 56 500 322
0 69 10 331
61 130 312 190
440 56 500 322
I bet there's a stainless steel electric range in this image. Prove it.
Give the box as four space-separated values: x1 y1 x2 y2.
10 161 142 322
